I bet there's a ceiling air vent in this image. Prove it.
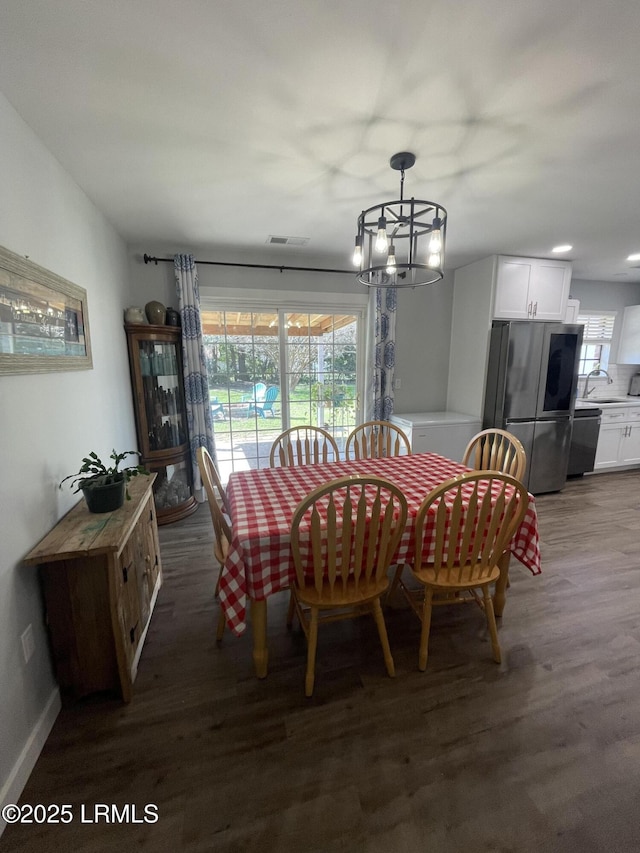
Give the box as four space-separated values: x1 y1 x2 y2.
266 235 310 246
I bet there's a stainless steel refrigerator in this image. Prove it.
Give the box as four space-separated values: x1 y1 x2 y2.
483 320 583 494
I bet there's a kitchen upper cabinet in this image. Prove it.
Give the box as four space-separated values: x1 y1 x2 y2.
493 256 572 322
616 305 640 364
564 298 580 323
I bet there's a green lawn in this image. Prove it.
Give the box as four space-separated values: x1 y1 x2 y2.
209 385 356 434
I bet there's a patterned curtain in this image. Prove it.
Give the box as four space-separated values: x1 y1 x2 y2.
369 287 397 420
174 254 216 500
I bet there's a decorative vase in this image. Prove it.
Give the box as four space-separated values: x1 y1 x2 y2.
124 306 146 324
82 478 125 513
145 300 166 325
165 307 180 326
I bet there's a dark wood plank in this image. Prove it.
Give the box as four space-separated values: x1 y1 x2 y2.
4 470 640 852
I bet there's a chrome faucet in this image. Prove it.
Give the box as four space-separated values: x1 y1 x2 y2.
583 368 613 398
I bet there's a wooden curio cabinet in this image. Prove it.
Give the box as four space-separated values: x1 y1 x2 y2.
125 323 198 524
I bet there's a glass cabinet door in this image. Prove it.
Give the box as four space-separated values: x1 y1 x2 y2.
148 457 193 514
137 338 187 453
126 323 198 524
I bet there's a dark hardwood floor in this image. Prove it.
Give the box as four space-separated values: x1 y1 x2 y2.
4 469 640 852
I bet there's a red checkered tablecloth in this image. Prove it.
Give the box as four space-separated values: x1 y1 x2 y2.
219 452 541 635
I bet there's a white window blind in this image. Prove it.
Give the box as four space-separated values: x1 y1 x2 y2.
578 313 616 342
576 311 616 376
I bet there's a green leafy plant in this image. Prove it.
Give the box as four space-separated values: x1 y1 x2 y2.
60 449 149 499
311 382 351 407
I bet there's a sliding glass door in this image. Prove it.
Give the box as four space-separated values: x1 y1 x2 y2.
201 305 363 480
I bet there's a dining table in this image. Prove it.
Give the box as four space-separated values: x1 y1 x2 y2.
218 451 541 678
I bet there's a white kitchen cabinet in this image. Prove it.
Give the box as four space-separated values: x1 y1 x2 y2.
493 256 572 322
593 405 640 470
564 298 581 323
616 305 640 364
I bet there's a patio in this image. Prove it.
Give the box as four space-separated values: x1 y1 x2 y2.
211 407 354 481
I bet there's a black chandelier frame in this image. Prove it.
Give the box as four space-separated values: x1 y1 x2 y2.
354 152 448 288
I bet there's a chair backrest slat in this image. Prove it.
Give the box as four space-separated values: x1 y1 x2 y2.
346 420 411 460
196 446 232 564
340 490 353 590
291 476 408 597
463 428 527 481
270 426 340 467
415 471 529 585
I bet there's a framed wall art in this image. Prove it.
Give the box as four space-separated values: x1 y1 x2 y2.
0 244 92 375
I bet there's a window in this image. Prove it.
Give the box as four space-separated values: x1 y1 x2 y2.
576 311 616 377
198 287 368 479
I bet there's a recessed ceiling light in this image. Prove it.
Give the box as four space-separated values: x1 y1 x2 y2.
551 244 572 253
626 253 640 261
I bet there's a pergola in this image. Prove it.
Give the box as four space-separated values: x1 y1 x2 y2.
201 311 355 338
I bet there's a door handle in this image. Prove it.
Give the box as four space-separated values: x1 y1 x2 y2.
533 301 538 317
527 301 533 317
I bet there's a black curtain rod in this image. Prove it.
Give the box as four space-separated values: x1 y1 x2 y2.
143 253 353 275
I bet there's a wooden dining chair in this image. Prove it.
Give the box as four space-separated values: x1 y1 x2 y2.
290 475 408 696
462 428 527 481
346 420 411 460
196 446 232 643
269 425 340 467
390 471 528 670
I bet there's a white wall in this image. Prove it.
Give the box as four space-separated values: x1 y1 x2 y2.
569 278 640 358
569 278 640 395
446 255 496 417
0 92 136 822
128 245 454 414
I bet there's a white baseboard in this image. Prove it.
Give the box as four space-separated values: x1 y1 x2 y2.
0 688 61 838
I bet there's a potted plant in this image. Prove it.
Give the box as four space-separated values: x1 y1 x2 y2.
311 382 351 408
60 449 149 514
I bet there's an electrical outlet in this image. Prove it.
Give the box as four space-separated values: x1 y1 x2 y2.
21 624 35 664
394 377 402 390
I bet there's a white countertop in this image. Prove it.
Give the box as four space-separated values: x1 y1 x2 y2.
576 396 640 410
391 411 481 426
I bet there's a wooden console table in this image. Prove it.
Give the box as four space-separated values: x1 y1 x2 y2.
24 475 162 702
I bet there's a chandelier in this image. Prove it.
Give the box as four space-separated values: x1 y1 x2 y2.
352 152 447 288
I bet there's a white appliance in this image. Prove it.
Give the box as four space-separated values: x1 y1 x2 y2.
390 412 482 461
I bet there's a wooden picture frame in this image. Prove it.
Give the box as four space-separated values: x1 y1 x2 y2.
0 244 92 375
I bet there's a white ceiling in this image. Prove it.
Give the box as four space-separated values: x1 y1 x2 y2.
2 0 640 280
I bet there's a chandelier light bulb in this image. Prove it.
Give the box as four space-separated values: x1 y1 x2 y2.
375 215 388 253
429 217 442 253
352 152 448 287
386 244 397 275
352 236 363 267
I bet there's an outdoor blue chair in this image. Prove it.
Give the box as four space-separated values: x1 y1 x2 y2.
242 382 266 404
249 385 279 418
210 398 226 420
